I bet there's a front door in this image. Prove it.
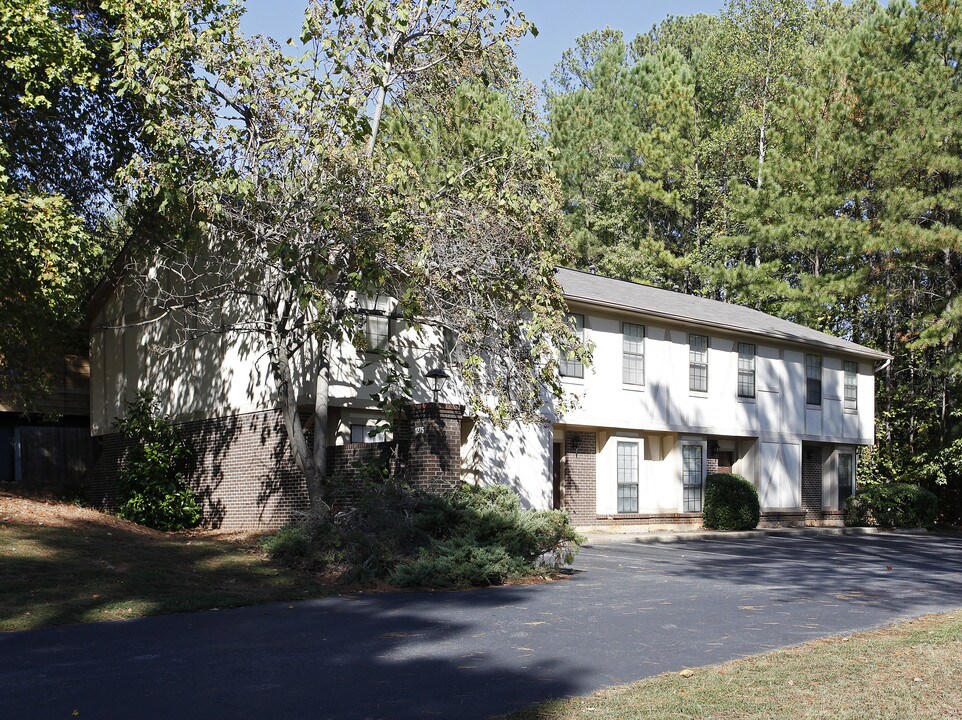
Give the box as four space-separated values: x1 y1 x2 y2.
552 442 563 510
717 451 734 474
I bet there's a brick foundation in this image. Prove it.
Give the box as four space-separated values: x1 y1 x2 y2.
87 409 311 530
87 403 464 530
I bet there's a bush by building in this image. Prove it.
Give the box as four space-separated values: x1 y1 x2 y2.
845 483 938 529
260 480 583 589
114 392 202 531
702 473 760 531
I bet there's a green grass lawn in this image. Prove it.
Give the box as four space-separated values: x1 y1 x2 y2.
0 498 332 632
505 612 962 720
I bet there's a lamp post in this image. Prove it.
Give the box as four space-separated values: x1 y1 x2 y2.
426 366 449 404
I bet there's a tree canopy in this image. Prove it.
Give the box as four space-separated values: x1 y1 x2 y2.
546 0 962 520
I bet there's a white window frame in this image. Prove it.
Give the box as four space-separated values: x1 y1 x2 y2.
806 354 823 406
616 440 640 513
689 334 709 393
681 440 707 513
843 361 858 413
560 313 585 379
737 342 756 398
622 322 645 386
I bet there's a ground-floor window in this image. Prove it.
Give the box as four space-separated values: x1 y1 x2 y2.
838 452 855 507
616 441 639 513
683 444 704 512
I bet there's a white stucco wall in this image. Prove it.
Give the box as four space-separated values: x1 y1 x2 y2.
558 303 877 446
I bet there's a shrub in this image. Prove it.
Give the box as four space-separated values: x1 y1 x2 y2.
259 525 312 561
702 473 760 531
389 538 531 588
114 392 202 531
265 478 583 589
845 483 938 529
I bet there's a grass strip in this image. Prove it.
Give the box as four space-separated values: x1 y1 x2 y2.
1 519 330 632
505 611 962 720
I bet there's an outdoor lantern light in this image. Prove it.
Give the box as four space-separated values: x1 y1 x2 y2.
426 366 449 404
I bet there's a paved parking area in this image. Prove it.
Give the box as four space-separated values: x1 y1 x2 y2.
2 533 960 719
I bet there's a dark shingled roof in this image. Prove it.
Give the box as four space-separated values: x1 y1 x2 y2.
556 267 890 361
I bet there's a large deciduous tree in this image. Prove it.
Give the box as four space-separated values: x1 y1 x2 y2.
106 0 583 518
0 0 140 407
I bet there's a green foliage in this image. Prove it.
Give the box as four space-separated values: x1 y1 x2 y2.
261 480 583 590
114 391 201 531
546 1 962 524
702 473 760 531
390 538 530 588
845 483 939 530
258 525 312 561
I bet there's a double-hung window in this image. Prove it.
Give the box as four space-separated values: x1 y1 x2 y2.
843 361 858 412
737 342 756 398
350 423 391 444
560 314 585 379
689 334 708 392
806 354 822 405
616 441 639 513
359 296 391 353
682 444 704 512
622 323 645 386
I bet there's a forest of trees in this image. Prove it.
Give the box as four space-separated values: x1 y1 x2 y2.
546 0 962 520
1 0 960 520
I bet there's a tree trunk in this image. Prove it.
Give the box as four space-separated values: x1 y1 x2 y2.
271 334 329 519
366 33 399 158
312 340 331 499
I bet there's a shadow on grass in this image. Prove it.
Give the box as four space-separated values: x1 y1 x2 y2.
0 518 327 631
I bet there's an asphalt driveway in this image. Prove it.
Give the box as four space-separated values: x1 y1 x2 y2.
2 532 960 719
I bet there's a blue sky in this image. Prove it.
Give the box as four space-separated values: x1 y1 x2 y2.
240 0 727 88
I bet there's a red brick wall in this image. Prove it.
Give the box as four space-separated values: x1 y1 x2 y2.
87 404 464 530
395 403 463 493
801 445 823 514
562 430 597 525
87 409 311 530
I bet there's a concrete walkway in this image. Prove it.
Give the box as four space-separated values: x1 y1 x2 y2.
2 532 960 720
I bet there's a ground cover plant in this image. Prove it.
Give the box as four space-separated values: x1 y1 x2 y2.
0 493 329 632
702 473 760 531
846 483 939 529
260 481 583 588
505 611 962 720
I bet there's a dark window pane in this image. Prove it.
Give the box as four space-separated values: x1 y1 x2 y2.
617 442 639 513
806 355 822 405
560 314 585 378
622 323 645 385
738 343 756 398
689 335 708 392
844 361 858 411
682 445 703 512
838 453 854 505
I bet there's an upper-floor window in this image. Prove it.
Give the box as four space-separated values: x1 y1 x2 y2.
689 334 708 392
843 361 858 412
560 314 585 379
737 342 756 398
622 323 645 386
359 296 392 353
806 354 822 405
